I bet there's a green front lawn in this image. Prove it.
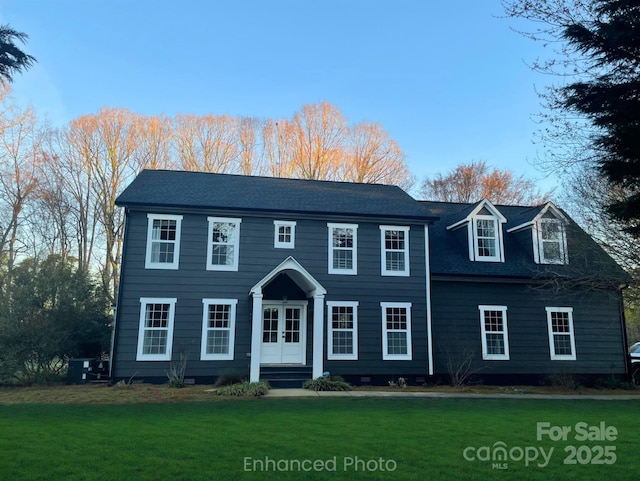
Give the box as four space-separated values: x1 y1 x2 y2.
0 398 637 481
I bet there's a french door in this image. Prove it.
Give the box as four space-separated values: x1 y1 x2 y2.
260 302 306 364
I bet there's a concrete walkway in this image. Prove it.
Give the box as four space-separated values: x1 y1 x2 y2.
264 388 640 400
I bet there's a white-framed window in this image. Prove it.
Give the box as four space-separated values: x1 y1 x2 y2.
207 217 241 271
328 223 357 275
327 301 358 360
136 298 177 361
381 302 412 360
201 299 237 360
546 307 576 360
479 305 510 360
472 216 502 262
380 226 410 276
537 219 567 264
145 214 183 269
274 220 296 249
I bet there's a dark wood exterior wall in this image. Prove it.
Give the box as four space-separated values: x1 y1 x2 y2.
112 208 429 381
431 279 627 377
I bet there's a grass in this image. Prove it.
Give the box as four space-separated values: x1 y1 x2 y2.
0 387 638 481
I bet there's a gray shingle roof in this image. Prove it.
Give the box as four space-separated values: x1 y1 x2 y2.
116 169 434 221
421 201 629 283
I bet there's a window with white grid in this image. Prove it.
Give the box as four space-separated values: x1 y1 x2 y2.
479 305 510 360
201 299 237 360
274 220 296 249
546 307 576 360
328 223 357 274
327 302 358 360
538 219 567 264
136 298 176 361
145 214 183 269
380 226 410 276
381 302 412 360
473 216 501 261
207 217 241 271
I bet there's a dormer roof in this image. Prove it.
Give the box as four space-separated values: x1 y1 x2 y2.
446 199 507 231
506 202 568 233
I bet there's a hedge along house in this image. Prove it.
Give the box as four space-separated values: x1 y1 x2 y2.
111 170 631 386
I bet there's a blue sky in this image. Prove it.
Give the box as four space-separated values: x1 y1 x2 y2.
1 0 556 191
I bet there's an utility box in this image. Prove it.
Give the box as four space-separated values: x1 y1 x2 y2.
66 358 94 385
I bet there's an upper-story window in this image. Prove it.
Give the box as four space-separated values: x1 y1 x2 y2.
207 217 241 271
538 218 567 264
328 223 357 275
446 200 506 263
274 220 296 249
145 214 183 270
380 226 410 276
507 202 569 265
473 216 500 261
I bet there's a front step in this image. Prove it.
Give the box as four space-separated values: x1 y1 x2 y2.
260 365 312 389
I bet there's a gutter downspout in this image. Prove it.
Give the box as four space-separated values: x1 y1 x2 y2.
425 224 434 376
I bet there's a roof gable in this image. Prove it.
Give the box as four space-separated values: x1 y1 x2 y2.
507 202 569 233
446 199 507 231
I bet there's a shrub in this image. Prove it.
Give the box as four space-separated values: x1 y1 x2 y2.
213 370 248 388
303 376 351 391
215 381 270 397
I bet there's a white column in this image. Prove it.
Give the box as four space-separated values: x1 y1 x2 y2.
250 291 263 382
312 293 325 379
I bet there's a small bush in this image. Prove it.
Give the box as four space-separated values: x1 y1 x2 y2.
545 371 581 390
303 376 351 391
595 376 637 391
388 377 407 388
213 370 248 388
215 381 270 397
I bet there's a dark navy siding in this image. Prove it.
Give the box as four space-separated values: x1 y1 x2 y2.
431 280 627 377
113 208 429 381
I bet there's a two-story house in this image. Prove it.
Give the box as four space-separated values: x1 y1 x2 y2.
111 170 630 386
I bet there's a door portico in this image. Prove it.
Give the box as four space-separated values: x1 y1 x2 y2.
249 257 326 382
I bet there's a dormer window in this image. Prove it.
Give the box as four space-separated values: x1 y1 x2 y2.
446 200 506 263
507 202 568 265
474 216 500 261
538 218 566 264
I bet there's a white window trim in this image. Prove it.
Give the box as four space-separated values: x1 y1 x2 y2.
380 225 410 276
534 219 568 265
145 214 183 270
136 297 177 361
200 299 238 361
470 215 504 263
546 307 577 361
327 223 358 275
381 302 412 360
479 305 510 361
327 301 359 360
206 217 242 271
273 220 296 249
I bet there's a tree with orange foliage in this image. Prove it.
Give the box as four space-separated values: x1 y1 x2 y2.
288 102 347 180
419 160 552 205
342 121 414 190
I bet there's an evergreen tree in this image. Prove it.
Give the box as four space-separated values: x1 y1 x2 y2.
0 24 36 83
560 0 640 235
504 0 640 235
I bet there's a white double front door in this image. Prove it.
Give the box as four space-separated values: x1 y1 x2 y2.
260 302 306 364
